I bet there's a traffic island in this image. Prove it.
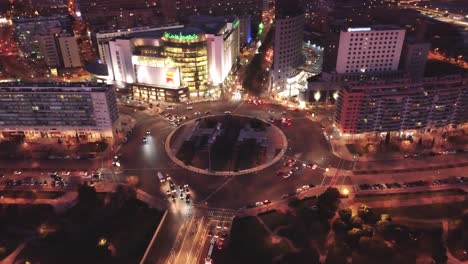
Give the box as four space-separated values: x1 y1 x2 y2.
165 114 288 176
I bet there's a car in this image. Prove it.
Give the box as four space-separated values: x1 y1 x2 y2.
185 194 191 203
296 187 303 194
263 199 271 205
283 173 292 179
217 240 224 250
216 223 222 229
302 185 310 190
157 172 165 183
61 171 70 176
194 111 201 115
179 185 184 192
185 188 190 194
146 129 151 135
179 193 184 200
205 111 211 115
167 106 174 110
223 222 230 230
166 189 171 196
255 201 263 207
169 180 175 188
13 170 22 175
224 111 232 114
142 137 148 143
186 106 193 110
171 194 176 201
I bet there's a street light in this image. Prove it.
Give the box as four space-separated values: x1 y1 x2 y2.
314 91 321 110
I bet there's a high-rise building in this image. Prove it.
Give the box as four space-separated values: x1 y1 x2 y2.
37 34 61 67
329 26 406 74
0 83 119 142
270 0 306 97
334 75 468 134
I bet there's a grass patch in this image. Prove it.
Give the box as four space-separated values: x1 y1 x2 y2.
214 216 292 264
259 210 297 232
373 201 468 220
346 143 372 156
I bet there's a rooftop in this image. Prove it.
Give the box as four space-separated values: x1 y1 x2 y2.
0 82 113 93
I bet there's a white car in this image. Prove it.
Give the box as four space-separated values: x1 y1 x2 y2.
61 171 71 176
13 170 22 175
312 164 318 170
224 111 232 114
302 185 310 190
194 111 201 115
186 106 193 110
255 201 263 207
283 173 291 179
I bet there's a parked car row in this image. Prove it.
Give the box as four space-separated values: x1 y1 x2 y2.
359 176 468 191
161 173 191 204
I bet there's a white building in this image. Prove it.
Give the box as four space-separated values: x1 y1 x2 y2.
335 26 405 74
94 23 183 64
0 83 119 143
103 17 240 101
270 12 306 97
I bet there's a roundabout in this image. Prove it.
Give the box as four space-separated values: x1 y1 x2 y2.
165 114 288 176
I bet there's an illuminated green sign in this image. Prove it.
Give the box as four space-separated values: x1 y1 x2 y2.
164 32 198 41
233 20 239 29
257 22 264 36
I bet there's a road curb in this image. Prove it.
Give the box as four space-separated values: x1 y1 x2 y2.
164 114 288 176
139 210 168 264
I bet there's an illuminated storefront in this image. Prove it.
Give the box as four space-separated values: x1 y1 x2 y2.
162 29 208 97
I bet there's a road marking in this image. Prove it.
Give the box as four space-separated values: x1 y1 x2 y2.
199 176 236 204
186 216 205 264
231 99 246 114
173 213 197 264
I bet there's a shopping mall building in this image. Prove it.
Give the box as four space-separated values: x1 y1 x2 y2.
103 16 240 102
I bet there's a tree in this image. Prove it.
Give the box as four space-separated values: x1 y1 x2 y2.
361 224 374 237
318 188 341 218
357 204 375 223
338 208 352 222
385 131 390 144
351 216 363 228
77 184 97 207
375 220 391 236
332 218 350 235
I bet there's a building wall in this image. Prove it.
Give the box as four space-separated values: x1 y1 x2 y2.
58 35 82 68
108 39 135 84
336 27 405 74
95 24 183 64
334 76 468 134
37 34 60 67
400 41 430 78
0 84 119 142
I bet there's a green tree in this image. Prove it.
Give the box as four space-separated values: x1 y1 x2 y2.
332 218 350 235
361 224 374 237
77 184 97 206
338 208 352 222
351 216 363 228
357 204 375 223
375 220 391 236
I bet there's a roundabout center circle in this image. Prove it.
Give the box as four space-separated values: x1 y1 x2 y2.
165 114 288 176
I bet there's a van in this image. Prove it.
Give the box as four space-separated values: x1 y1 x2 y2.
157 172 165 183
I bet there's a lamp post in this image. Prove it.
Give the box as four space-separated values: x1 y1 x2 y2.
314 91 321 110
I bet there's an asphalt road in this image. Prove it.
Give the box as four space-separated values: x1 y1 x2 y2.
117 99 343 210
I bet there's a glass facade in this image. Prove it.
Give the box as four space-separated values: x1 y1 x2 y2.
162 34 208 95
